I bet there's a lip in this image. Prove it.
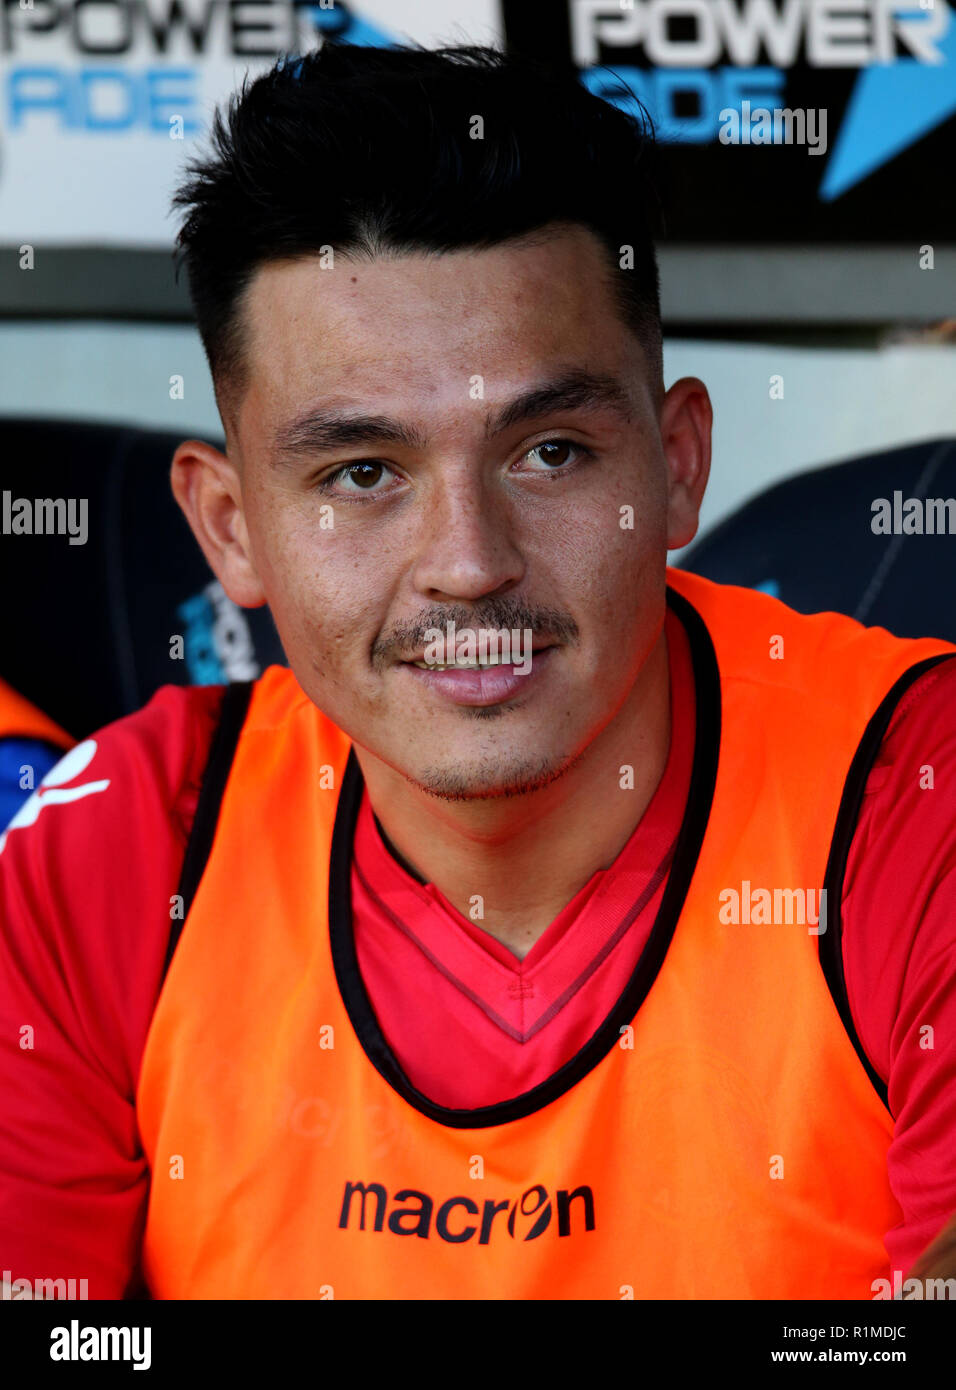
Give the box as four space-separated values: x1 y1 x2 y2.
399 641 553 665
398 645 557 707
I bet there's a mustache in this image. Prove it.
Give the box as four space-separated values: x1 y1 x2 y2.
371 598 580 669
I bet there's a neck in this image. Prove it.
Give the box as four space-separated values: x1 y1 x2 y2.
354 621 673 961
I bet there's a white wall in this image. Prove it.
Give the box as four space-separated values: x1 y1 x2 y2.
2 322 954 549
664 337 956 555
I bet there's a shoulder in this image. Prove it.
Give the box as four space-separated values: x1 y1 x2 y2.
843 657 956 1272
842 655 956 1077
871 651 956 756
0 681 226 857
669 570 956 716
846 652 956 877
0 682 228 1090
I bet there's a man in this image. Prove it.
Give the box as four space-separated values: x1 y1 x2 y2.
1 41 954 1301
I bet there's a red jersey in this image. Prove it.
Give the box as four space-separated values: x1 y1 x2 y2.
1 606 955 1296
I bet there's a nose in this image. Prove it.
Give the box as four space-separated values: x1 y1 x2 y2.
409 466 526 603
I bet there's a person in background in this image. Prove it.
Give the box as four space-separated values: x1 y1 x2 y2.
0 678 72 829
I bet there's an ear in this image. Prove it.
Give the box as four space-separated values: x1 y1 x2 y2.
170 439 267 608
659 377 713 551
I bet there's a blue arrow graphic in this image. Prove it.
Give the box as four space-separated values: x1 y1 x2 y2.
306 3 398 48
820 1 956 200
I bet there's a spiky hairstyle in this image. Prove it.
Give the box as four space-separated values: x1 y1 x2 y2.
172 41 663 430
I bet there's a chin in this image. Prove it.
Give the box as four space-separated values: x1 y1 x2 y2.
403 747 583 803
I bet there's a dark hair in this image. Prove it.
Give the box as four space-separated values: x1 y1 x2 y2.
172 41 663 431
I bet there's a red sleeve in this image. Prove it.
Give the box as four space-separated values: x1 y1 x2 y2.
0 683 222 1299
842 657 956 1278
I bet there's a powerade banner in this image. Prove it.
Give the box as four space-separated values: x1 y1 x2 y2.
560 0 956 239
1 0 951 244
0 0 501 243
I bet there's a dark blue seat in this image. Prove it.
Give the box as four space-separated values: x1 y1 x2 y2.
680 438 956 644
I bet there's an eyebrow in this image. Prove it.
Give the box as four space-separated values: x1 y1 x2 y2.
270 369 634 462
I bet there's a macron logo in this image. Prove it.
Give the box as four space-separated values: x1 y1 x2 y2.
0 740 110 855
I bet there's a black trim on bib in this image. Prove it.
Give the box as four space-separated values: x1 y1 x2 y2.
162 679 255 982
328 585 722 1130
819 652 956 1114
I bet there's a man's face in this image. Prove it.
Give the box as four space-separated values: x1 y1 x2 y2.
214 223 707 798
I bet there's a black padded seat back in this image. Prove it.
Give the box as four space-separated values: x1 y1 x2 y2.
0 416 287 739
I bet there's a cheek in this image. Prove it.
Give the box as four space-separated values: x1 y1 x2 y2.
246 501 379 669
549 483 665 612
275 551 370 666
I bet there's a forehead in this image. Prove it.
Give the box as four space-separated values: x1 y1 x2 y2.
235 225 639 442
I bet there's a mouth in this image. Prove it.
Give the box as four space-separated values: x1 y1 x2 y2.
398 643 555 669
396 645 558 708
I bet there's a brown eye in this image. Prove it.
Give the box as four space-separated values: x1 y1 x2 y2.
523 440 589 470
316 459 400 500
533 444 572 467
345 462 384 489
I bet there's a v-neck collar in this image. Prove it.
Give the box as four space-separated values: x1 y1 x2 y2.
328 584 722 1129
